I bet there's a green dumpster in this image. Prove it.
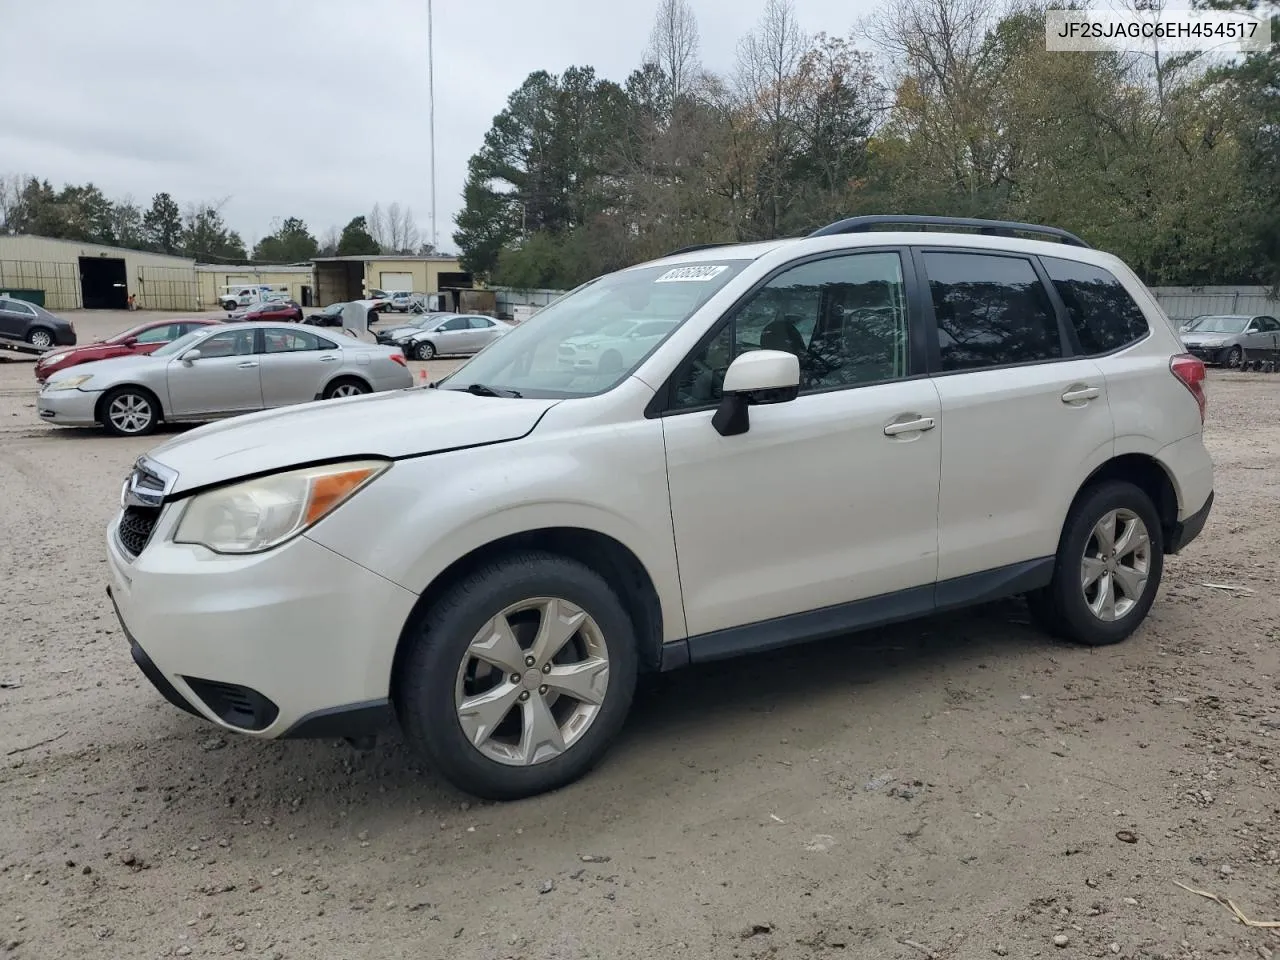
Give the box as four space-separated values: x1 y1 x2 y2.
0 289 46 307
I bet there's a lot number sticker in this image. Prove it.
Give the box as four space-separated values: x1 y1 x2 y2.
655 265 729 283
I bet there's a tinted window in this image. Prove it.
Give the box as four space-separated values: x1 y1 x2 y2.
264 329 326 353
438 316 470 331
134 324 175 344
1258 316 1280 332
672 251 910 408
198 330 256 358
924 252 1061 371
1042 256 1149 355
1 298 36 316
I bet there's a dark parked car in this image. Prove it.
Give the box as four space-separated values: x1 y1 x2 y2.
0 296 77 349
303 304 345 327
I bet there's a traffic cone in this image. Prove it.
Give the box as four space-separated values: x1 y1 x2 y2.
419 369 428 384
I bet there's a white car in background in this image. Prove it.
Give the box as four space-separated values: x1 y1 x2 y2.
557 318 679 373
401 314 513 360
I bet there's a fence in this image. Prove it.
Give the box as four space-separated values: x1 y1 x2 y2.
490 286 567 320
0 259 80 309
1150 286 1280 322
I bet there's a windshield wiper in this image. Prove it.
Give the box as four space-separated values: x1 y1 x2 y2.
463 383 522 398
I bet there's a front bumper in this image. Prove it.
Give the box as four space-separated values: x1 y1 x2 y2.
55 327 77 347
1183 343 1230 364
106 507 417 738
37 387 101 426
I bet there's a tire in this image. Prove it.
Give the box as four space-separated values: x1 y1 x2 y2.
598 350 623 374
413 340 436 360
367 310 379 324
26 328 54 349
100 386 159 437
322 377 370 400
395 551 639 800
1026 480 1164 646
1226 345 1243 369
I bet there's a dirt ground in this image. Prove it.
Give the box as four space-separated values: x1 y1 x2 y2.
1 311 1278 960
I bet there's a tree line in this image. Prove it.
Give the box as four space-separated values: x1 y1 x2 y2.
0 176 434 263
454 0 1280 291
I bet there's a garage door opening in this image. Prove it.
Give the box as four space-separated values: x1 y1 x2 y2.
79 257 128 309
314 261 365 305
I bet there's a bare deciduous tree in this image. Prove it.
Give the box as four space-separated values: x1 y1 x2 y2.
368 202 388 251
646 0 701 108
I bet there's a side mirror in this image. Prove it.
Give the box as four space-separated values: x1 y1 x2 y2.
712 350 801 437
180 348 202 364
123 336 139 348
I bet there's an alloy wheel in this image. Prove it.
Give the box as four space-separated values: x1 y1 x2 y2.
454 597 610 766
108 393 153 434
1080 508 1150 621
29 330 53 349
330 383 365 398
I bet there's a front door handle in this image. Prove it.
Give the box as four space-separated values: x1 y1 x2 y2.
884 416 936 436
237 361 259 369
1061 385 1099 404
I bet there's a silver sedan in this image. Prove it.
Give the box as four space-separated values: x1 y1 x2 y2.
36 322 415 436
401 314 513 360
1180 314 1280 368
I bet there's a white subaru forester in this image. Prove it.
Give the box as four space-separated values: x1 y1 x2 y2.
106 216 1214 800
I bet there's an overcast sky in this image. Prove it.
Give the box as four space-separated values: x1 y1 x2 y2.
1 0 880 254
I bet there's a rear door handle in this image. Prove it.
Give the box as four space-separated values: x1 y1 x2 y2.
237 361 259 369
1061 385 1099 403
883 416 936 436
318 355 338 362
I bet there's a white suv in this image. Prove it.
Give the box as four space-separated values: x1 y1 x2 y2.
106 216 1214 800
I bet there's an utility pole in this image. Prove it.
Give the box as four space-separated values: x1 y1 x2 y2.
427 0 438 252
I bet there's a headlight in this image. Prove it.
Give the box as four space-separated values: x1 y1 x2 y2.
173 460 389 554
46 375 93 391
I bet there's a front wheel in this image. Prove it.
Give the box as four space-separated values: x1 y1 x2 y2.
1026 480 1164 646
395 551 639 800
100 387 159 437
413 340 436 360
1226 345 1243 369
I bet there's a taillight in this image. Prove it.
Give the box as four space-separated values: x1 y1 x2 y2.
390 353 407 367
1170 353 1206 424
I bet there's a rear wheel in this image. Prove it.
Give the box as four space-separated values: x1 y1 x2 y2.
1026 480 1163 646
395 551 638 800
100 386 159 437
26 328 54 349
322 377 369 400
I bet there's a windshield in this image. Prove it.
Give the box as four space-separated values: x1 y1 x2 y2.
151 329 208 358
437 260 746 398
1187 315 1248 333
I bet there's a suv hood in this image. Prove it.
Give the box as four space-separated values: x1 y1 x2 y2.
145 387 560 495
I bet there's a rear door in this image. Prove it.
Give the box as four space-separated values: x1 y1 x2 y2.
166 328 263 416
258 328 342 406
467 315 504 351
917 248 1114 583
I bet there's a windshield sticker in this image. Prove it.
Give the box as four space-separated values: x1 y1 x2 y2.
654 265 729 283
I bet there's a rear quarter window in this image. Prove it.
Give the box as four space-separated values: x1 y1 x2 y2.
1042 257 1150 355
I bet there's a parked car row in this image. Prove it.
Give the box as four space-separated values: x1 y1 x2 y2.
37 321 413 436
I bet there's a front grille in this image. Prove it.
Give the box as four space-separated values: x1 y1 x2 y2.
117 506 160 558
183 678 279 731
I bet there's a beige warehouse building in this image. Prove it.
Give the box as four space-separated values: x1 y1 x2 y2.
0 235 199 311
0 235 471 313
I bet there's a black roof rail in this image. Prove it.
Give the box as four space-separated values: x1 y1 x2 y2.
664 241 738 257
807 215 1090 248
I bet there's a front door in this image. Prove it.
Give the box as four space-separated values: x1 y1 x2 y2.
661 249 942 637
917 249 1115 581
432 315 475 354
166 328 263 417
258 328 341 407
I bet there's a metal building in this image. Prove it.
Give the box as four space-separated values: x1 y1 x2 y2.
0 235 199 311
311 254 469 306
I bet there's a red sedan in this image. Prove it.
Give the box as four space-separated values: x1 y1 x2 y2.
34 318 222 383
235 300 304 323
